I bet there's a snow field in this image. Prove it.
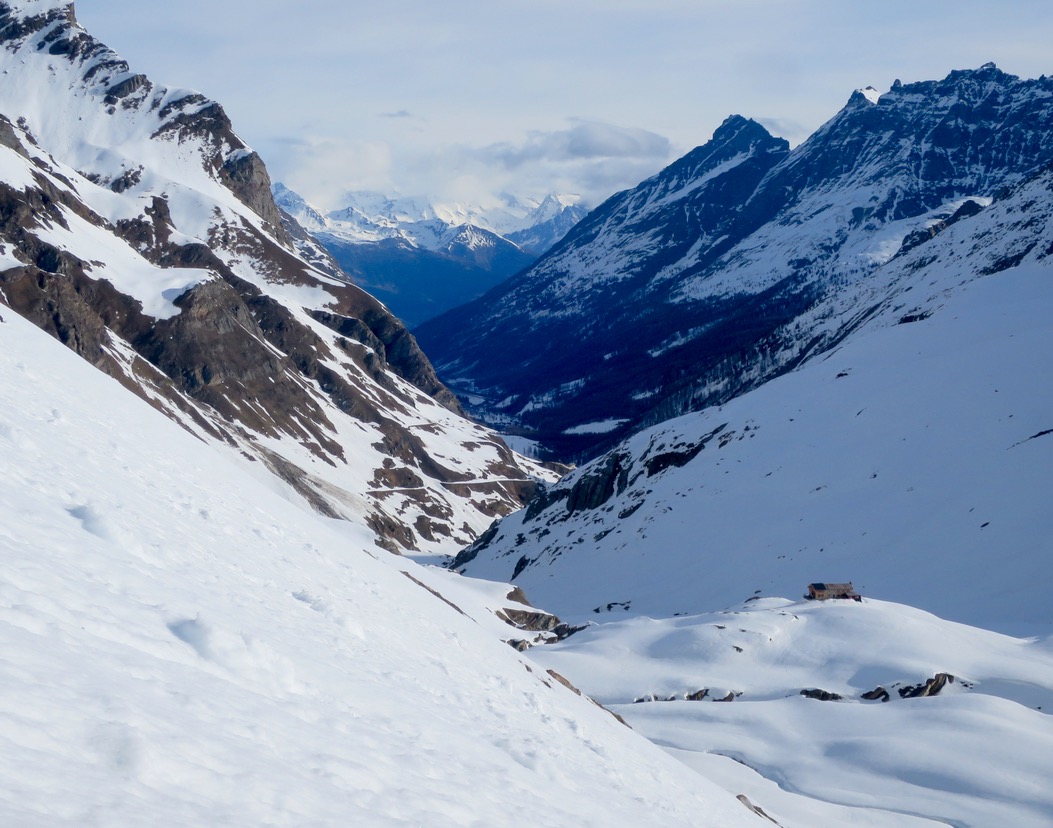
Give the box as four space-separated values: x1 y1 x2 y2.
527 598 1053 827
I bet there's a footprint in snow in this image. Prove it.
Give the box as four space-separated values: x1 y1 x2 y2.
167 617 212 660
66 503 114 541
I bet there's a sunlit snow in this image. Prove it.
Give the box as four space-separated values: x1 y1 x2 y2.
0 309 756 828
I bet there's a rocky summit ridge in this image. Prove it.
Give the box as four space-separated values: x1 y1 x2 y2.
0 0 549 554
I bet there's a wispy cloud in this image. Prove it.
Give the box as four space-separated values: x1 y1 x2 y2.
754 117 812 146
482 121 671 169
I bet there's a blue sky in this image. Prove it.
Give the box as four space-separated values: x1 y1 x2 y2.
78 1 1053 211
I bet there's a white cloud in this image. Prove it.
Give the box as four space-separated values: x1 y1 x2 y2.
272 138 396 212
273 121 675 212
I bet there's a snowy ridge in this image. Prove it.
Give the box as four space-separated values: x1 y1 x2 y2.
274 184 587 256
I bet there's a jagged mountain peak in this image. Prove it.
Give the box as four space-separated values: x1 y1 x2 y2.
846 86 882 108
273 180 330 233
639 115 787 207
528 191 582 222
0 0 72 24
875 62 1028 111
711 113 777 142
0 0 291 243
657 115 785 180
783 63 1053 210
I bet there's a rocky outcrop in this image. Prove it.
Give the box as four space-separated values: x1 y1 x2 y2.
310 303 462 414
641 423 728 477
566 450 633 513
495 590 588 649
634 688 741 703
736 795 782 826
496 608 562 632
800 688 844 702
218 150 291 246
545 669 630 728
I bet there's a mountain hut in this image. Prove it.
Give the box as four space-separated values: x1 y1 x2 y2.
805 582 862 601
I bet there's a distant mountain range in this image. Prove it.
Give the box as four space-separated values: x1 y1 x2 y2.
416 64 1053 460
273 184 587 326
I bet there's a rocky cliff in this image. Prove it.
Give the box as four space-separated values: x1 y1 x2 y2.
0 0 549 554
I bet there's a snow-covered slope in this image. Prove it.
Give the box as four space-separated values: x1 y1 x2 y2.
454 212 1053 635
0 307 765 828
0 0 548 555
417 65 1053 459
442 71 1053 826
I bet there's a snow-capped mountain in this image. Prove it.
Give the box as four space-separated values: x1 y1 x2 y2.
452 170 1053 634
416 64 1053 460
505 192 591 254
299 187 588 254
273 183 586 325
0 0 549 555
